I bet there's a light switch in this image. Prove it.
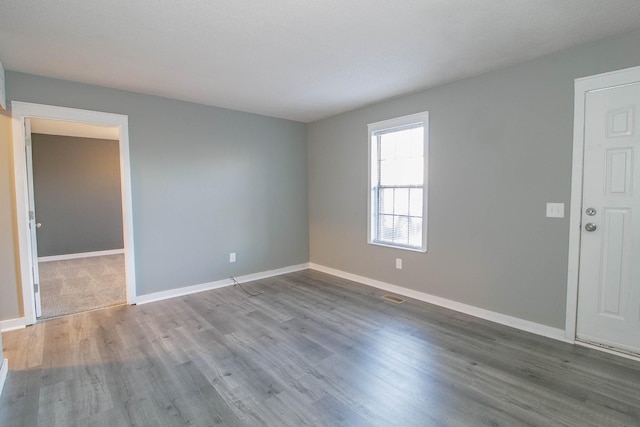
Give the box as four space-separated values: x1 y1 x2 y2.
546 203 564 218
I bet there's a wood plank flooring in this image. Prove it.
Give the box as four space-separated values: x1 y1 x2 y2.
1 270 639 426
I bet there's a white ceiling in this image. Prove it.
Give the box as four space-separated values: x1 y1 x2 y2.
1 1 640 123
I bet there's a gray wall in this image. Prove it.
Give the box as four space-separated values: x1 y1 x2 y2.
308 29 640 329
32 134 123 257
1 73 309 320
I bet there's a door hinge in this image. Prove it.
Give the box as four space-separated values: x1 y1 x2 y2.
29 211 35 220
34 283 39 293
25 136 31 147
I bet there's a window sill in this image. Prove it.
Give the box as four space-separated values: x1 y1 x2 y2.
368 240 427 253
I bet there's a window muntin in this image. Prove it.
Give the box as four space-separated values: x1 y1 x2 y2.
368 112 428 252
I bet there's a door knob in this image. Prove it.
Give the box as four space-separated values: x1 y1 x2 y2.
36 223 42 228
584 223 597 232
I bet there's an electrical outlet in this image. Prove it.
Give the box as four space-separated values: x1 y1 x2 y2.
229 252 236 263
546 203 564 218
396 258 402 269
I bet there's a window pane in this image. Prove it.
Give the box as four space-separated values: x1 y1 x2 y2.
393 216 409 245
394 132 412 158
380 160 422 186
379 137 395 160
379 214 395 242
408 217 422 247
410 134 423 158
380 127 422 159
379 188 394 215
409 189 423 217
405 158 423 184
380 159 423 186
379 159 402 185
394 188 409 216
378 126 424 186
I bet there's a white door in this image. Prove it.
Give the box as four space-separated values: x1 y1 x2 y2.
24 118 43 317
576 79 640 354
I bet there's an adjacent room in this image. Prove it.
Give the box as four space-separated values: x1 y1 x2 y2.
30 119 127 319
1 1 640 426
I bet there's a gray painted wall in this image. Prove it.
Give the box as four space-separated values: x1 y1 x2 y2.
1 74 309 320
32 134 123 257
308 29 640 329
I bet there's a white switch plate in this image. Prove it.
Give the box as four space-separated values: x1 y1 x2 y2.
395 258 402 269
229 252 236 263
546 203 564 218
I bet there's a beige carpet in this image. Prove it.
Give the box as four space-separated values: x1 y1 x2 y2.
38 254 126 319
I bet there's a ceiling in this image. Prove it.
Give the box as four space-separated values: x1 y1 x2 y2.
1 1 640 123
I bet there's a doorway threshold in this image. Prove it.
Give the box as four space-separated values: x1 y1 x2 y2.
576 339 640 363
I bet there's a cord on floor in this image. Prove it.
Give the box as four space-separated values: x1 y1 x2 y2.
230 276 264 297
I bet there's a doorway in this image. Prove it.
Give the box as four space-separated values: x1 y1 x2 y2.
566 66 640 357
29 119 126 319
11 102 137 325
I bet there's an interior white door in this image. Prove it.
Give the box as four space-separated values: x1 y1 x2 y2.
576 81 640 354
24 118 42 317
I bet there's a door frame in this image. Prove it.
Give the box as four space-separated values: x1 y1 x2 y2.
11 101 137 325
565 65 640 342
24 118 42 317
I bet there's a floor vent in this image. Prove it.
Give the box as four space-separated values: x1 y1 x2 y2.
382 295 405 304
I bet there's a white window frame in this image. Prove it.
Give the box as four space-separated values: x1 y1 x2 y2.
368 111 429 252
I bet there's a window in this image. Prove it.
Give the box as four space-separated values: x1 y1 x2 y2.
368 112 428 252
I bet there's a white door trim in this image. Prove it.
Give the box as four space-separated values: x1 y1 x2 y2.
565 65 640 342
11 101 137 325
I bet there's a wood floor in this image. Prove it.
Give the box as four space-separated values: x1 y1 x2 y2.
1 270 639 426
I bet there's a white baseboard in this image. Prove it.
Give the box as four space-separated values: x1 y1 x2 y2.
0 317 27 332
136 263 311 305
0 359 7 398
309 263 569 343
39 249 125 263
2 261 568 345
